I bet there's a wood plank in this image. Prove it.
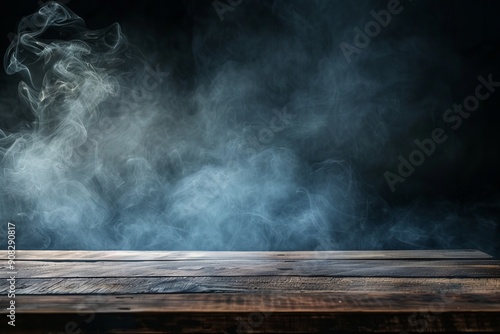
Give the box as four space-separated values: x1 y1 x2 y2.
2 259 499 278
2 277 499 295
0 249 492 261
2 293 499 313
2 312 499 333
1 250 498 333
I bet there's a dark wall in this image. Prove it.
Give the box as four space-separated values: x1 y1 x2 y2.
0 1 499 256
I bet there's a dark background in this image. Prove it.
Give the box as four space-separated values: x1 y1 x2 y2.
0 0 499 256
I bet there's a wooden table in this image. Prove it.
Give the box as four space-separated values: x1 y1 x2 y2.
1 249 499 333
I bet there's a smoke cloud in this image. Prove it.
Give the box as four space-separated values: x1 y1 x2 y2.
0 1 497 253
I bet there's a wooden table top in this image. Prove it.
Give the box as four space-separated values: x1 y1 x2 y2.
1 249 499 333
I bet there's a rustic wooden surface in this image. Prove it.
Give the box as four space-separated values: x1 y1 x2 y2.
0 249 499 333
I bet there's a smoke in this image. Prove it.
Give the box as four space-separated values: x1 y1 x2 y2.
0 1 497 253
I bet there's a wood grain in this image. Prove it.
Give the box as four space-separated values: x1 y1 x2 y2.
0 250 498 333
2 312 499 333
1 277 499 295
2 292 499 313
2 258 499 278
1 249 492 261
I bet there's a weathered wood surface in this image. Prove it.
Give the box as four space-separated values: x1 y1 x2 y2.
2 258 500 278
3 249 492 261
0 250 498 333
7 292 500 313
3 277 499 295
8 312 500 334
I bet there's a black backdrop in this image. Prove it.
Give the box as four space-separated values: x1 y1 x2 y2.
0 0 499 256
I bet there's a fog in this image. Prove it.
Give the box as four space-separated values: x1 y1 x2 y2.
0 1 498 254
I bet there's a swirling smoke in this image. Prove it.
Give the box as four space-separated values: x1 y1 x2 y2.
0 1 497 253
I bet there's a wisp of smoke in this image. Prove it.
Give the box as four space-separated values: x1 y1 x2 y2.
0 1 497 253
0 2 359 250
